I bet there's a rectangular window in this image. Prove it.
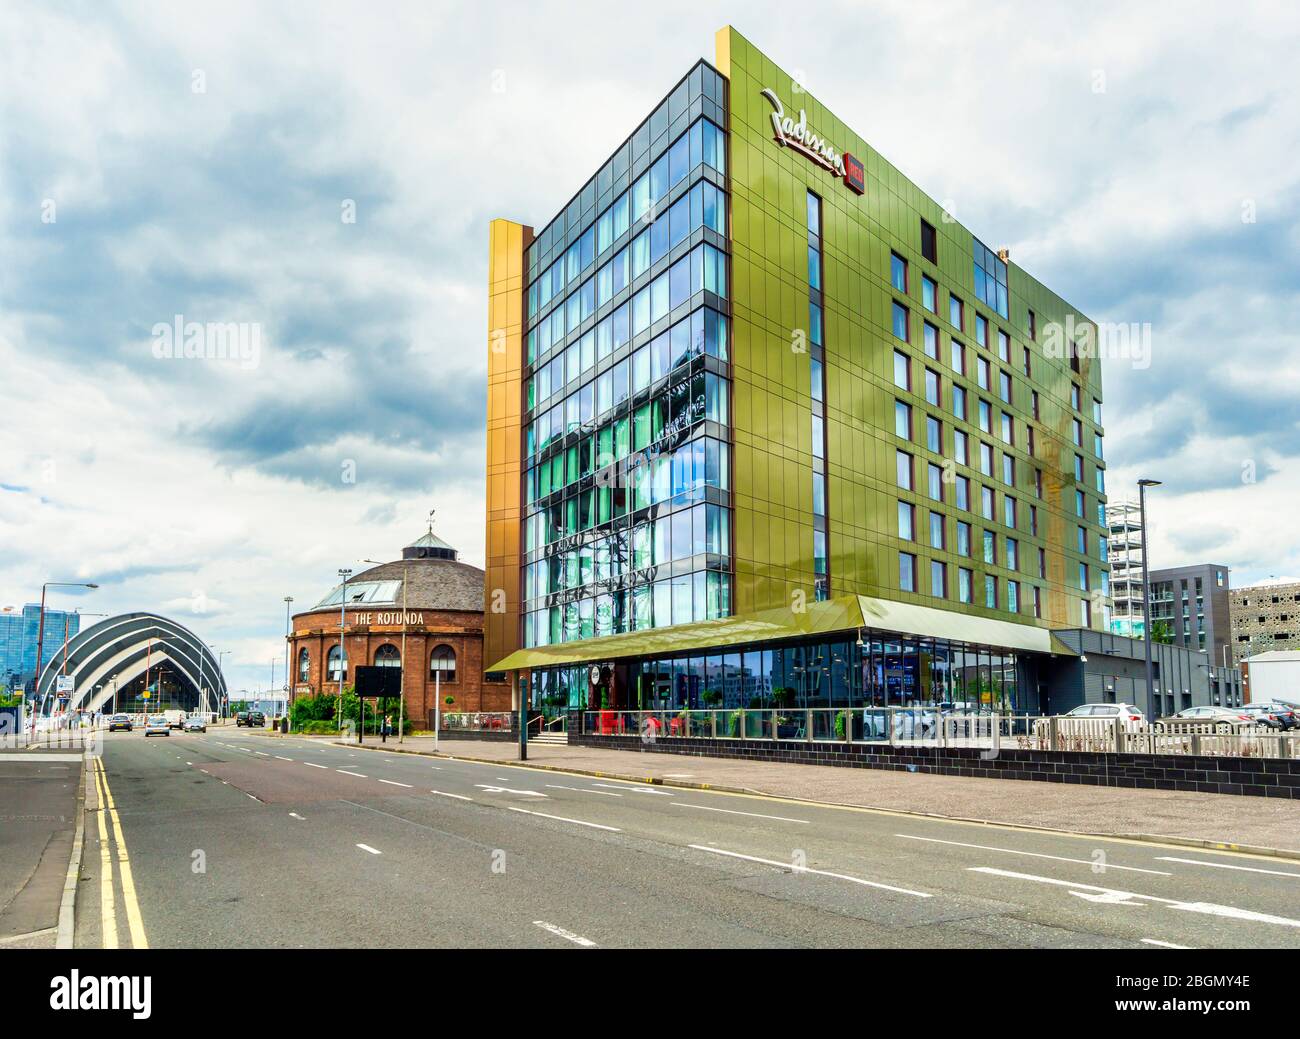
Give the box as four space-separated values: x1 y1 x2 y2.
927 462 944 501
983 529 996 564
891 252 908 293
973 237 1009 318
896 450 913 490
926 415 942 453
895 400 912 440
897 501 914 540
893 349 911 390
959 567 973 604
952 385 967 421
921 219 937 264
924 368 940 405
950 339 965 374
949 294 964 331
930 560 947 599
923 321 939 359
892 301 910 342
957 521 971 557
985 575 998 609
954 430 968 466
1004 496 1017 529
955 474 970 510
922 275 937 313
975 314 988 348
900 552 917 592
929 511 945 549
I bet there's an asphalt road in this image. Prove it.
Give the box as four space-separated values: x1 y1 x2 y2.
76 725 1300 949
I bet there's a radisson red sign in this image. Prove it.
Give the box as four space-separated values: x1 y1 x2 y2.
761 87 864 195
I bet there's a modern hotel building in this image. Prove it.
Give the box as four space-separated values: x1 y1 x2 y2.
485 27 1110 718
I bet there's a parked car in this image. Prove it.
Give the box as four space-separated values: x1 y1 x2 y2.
235 711 250 727
183 715 207 733
107 713 133 732
1061 703 1147 730
1240 704 1285 730
1155 705 1258 732
1265 703 1299 730
143 714 170 737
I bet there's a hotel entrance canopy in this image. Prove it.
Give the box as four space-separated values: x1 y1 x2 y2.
488 595 1073 673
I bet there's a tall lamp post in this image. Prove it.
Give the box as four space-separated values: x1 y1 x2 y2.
217 651 230 720
283 596 294 730
33 581 98 730
1138 478 1162 717
337 569 352 730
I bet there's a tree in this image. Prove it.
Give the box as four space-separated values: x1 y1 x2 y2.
1150 620 1175 646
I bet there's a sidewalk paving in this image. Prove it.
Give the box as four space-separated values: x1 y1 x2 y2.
337 734 1300 856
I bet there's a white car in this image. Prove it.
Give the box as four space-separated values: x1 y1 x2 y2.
1060 703 1147 730
143 714 170 737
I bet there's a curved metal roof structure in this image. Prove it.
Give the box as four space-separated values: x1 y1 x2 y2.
35 612 227 715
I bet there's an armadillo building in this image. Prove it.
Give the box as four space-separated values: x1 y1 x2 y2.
288 528 510 725
485 27 1111 720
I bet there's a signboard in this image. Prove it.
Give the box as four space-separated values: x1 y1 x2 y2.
354 665 402 699
55 675 75 694
760 87 864 195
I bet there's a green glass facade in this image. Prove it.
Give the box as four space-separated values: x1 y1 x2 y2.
487 26 1108 715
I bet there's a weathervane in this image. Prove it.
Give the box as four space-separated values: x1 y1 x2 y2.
428 508 436 536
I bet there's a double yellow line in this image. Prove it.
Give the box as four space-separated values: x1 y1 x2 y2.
91 758 148 949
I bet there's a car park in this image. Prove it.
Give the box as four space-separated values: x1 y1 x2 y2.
107 713 133 732
143 714 170 737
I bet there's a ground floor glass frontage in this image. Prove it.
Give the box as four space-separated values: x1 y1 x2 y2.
529 631 1029 717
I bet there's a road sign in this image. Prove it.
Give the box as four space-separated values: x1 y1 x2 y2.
142 691 151 700
56 675 75 694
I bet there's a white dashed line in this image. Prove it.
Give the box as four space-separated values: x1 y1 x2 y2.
506 807 620 832
275 756 293 762
1155 857 1300 879
304 762 328 769
1141 938 1193 949
337 770 367 778
897 834 1171 875
690 845 932 898
533 921 596 947
356 844 381 855
430 790 473 801
289 812 305 820
672 802 809 824
379 779 412 788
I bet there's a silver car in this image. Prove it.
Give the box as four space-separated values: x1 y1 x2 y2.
144 714 170 737
183 715 207 733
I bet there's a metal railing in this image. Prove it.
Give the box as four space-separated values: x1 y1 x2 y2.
576 708 1300 759
441 711 515 733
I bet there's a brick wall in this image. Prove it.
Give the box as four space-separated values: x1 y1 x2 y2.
569 733 1300 799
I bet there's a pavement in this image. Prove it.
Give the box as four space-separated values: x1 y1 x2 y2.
0 744 86 948
47 724 1300 948
331 734 1300 857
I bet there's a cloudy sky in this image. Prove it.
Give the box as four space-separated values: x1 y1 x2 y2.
2 1 1297 694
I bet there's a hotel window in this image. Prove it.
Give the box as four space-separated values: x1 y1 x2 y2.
973 238 1009 318
979 441 993 475
1002 452 1015 486
1071 384 1081 411
1075 490 1086 517
893 349 911 390
1077 526 1087 552
959 567 974 603
957 520 972 556
929 510 946 549
931 560 947 598
985 575 998 609
955 474 970 510
924 368 941 405
895 400 912 440
811 356 823 401
1004 496 1017 530
1027 426 1036 456
1093 398 1102 424
807 244 821 289
1027 309 1036 340
922 275 937 313
954 430 969 466
977 356 990 390
926 415 942 452
927 462 944 501
1000 412 1013 445
1034 470 1043 500
981 485 995 520
900 552 917 592
949 294 964 331
1033 586 1042 618
896 450 914 490
1007 580 1020 614
1031 389 1040 420
983 530 996 564
952 385 967 421
923 320 939 359
1007 538 1019 571
921 219 937 264
950 339 965 374
1022 346 1031 377
1094 433 1104 460
998 370 1012 403
806 191 820 236
1074 455 1084 480
1037 547 1046 578
886 302 910 346
975 314 988 348
898 501 915 540
1072 418 1083 446
891 252 908 293
978 400 992 433
1079 563 1090 591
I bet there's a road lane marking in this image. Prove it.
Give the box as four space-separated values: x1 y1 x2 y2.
507 807 621 831
1155 856 1300 879
546 784 622 797
379 779 413 788
246 793 259 802
1141 938 1193 949
591 783 673 796
967 867 1300 928
275 756 294 761
897 834 1171 875
689 845 932 897
304 762 328 769
430 790 473 801
533 921 596 947
672 802 809 824
254 751 269 756
476 784 546 797
337 770 367 778
289 812 305 820
356 844 381 855
92 765 118 949
95 759 149 948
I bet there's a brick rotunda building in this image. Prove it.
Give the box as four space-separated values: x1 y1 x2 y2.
288 528 509 726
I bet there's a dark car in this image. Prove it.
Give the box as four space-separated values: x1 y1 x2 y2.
235 711 250 727
247 710 265 727
1244 702 1297 730
108 713 132 732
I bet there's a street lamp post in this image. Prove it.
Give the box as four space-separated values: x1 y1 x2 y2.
217 651 230 720
283 596 294 731
32 581 97 732
1138 478 1162 718
337 569 352 731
